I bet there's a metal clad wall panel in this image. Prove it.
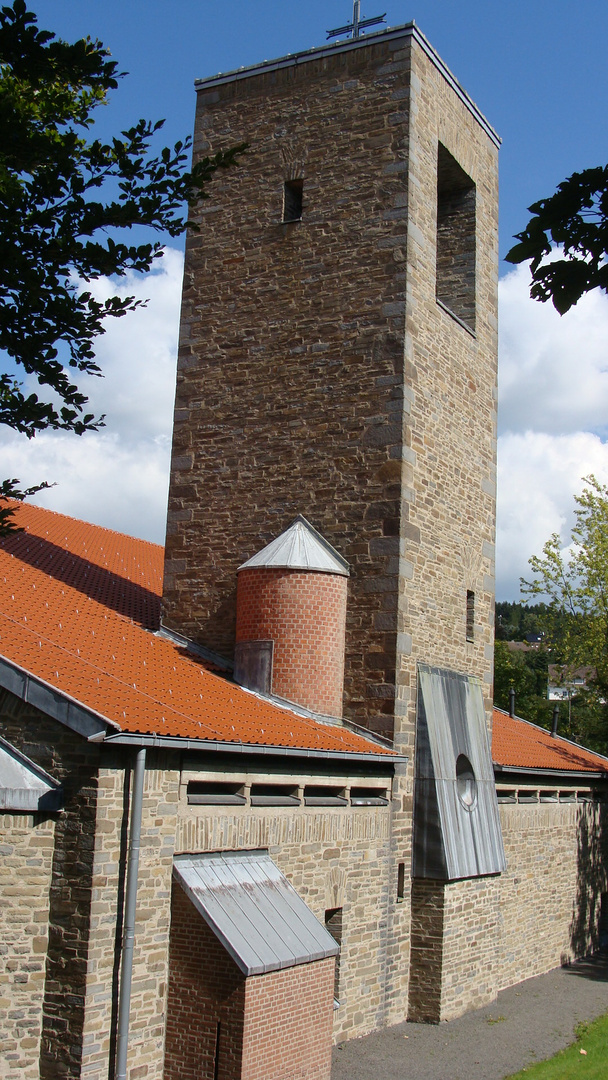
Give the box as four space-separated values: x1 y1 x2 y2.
414 666 506 880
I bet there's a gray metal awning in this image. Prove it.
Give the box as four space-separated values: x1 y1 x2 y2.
0 735 63 812
173 850 339 975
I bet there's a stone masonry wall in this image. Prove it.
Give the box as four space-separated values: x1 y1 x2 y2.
0 692 100 1080
497 798 608 991
0 812 55 1080
393 39 498 769
163 35 415 742
79 751 179 1080
177 762 404 1043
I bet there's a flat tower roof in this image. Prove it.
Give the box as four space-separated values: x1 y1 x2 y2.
194 22 500 148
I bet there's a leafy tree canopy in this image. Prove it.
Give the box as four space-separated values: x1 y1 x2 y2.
519 476 608 752
505 165 608 314
0 0 243 525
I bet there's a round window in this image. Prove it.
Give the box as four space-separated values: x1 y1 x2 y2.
456 754 477 810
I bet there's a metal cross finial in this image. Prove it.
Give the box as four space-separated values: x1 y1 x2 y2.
327 1 387 40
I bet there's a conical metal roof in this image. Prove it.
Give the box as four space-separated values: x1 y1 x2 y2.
238 516 349 576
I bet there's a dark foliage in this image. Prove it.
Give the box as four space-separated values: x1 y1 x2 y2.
0 1 244 527
505 165 608 314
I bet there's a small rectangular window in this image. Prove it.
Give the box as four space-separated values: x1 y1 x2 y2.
397 862 405 902
325 907 343 1002
436 143 476 330
466 590 474 642
350 787 388 806
304 785 347 807
187 781 246 806
283 179 303 222
250 783 300 807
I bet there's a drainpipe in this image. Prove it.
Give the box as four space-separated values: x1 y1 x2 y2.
115 747 146 1080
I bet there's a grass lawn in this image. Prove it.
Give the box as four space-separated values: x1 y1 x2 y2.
505 1013 608 1079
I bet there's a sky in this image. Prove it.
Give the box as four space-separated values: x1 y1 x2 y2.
3 0 608 600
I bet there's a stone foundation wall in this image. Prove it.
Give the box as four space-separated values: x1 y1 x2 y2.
0 692 100 1080
0 812 55 1080
497 797 608 991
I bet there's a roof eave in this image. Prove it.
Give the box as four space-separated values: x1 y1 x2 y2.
494 762 608 781
0 653 117 741
103 730 403 765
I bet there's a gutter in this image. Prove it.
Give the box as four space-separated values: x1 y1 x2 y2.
494 763 608 780
103 731 403 765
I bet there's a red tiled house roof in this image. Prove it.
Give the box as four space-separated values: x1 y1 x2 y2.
0 503 393 759
492 707 608 775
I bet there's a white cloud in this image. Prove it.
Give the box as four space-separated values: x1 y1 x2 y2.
1 248 183 543
499 263 608 438
4 247 607 603
496 265 608 599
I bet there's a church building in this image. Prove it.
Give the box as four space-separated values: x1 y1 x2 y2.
1 18 608 1080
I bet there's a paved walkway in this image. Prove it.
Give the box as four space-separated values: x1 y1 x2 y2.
331 956 608 1080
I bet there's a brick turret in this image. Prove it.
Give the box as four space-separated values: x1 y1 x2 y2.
234 517 349 718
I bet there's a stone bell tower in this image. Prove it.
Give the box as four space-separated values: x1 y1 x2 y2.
162 21 499 755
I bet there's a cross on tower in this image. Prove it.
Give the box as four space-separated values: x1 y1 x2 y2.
326 1 387 40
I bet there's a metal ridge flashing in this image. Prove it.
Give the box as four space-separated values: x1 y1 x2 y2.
102 731 403 763
194 22 500 148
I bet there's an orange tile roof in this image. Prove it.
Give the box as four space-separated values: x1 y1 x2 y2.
0 502 393 758
492 708 608 774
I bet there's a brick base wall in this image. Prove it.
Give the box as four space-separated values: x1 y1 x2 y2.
165 881 245 1080
241 958 335 1080
165 880 334 1080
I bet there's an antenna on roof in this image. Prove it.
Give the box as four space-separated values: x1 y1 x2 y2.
327 1 387 40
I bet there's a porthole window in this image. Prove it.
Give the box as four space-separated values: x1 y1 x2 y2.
456 754 477 810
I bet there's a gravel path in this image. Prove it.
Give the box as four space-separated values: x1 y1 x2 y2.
332 956 608 1080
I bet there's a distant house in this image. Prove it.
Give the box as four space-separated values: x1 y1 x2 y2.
548 665 596 701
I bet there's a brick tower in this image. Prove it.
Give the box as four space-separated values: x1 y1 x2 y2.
162 22 499 759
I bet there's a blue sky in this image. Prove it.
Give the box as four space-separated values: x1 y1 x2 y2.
4 1 608 600
33 0 608 264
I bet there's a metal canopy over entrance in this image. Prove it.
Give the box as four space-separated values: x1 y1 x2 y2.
173 850 339 975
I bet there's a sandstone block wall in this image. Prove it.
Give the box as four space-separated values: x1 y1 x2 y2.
497 795 608 991
0 813 55 1080
177 761 405 1042
0 693 100 1080
80 752 179 1080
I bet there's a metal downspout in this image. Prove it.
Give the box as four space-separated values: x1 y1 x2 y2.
115 747 146 1080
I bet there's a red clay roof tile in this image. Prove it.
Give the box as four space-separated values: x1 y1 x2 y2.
492 708 608 774
0 503 393 758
